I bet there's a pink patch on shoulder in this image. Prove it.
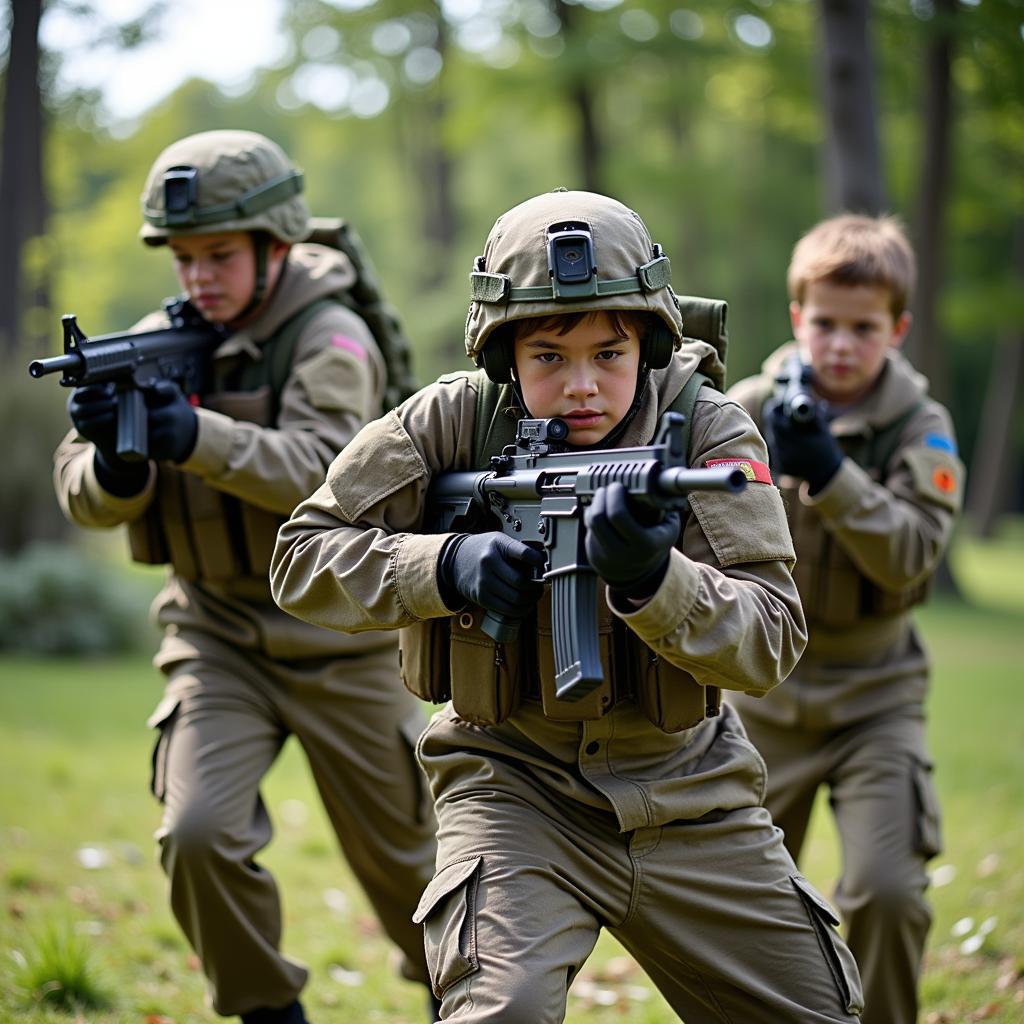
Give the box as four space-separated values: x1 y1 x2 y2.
331 335 367 361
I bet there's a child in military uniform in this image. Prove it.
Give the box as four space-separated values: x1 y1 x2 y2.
53 131 438 1024
726 214 965 1024
272 189 864 1023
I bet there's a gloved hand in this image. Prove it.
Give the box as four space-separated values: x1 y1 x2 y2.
142 379 198 463
765 399 843 494
437 533 545 619
584 482 681 601
67 383 148 496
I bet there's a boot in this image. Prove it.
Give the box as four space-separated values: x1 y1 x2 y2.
240 999 309 1024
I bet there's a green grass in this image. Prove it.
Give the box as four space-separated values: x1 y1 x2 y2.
1 532 1023 1022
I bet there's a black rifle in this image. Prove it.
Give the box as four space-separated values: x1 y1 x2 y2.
426 411 747 702
771 352 818 426
28 298 223 461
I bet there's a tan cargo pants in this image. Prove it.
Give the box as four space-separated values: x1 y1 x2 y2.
740 709 940 1024
414 710 864 1023
148 631 437 1016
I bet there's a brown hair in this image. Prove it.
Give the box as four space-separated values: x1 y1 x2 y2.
506 309 651 343
787 214 916 317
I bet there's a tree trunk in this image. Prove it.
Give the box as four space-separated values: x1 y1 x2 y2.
418 14 457 290
905 0 955 391
910 0 961 593
555 0 603 192
964 220 1024 538
816 0 886 214
0 0 47 356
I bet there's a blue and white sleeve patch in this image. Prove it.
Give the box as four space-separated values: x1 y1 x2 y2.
924 432 957 455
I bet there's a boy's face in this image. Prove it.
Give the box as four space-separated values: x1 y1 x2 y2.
168 230 289 325
791 279 911 404
168 231 257 324
512 311 642 446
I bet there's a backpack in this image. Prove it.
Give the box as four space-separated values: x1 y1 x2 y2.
249 216 419 412
473 294 729 464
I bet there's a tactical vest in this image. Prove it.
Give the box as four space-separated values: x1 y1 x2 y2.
126 220 418 585
398 297 729 733
775 399 930 628
125 301 327 585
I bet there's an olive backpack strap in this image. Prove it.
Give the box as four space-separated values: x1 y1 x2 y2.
235 297 337 419
863 399 926 475
473 375 521 465
306 216 419 409
667 369 715 468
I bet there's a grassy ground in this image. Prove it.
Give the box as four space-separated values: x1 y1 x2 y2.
1 529 1022 1022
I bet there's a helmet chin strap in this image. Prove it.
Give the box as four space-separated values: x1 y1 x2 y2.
231 234 272 323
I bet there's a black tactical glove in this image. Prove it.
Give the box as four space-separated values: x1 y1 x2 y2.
142 379 199 464
765 399 843 495
437 533 546 619
584 481 681 602
67 383 148 497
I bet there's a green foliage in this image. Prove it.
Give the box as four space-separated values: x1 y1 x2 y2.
0 353 73 555
0 542 158 655
10 919 113 1013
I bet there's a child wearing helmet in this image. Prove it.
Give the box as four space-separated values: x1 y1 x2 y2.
53 130 438 1024
272 189 864 1022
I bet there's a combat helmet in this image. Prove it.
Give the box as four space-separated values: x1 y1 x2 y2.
139 129 310 246
466 189 683 383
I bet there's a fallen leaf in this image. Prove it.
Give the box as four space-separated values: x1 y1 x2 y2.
968 1003 1001 1020
328 964 364 987
593 956 639 983
975 853 1000 878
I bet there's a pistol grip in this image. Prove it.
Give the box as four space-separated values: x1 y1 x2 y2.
480 612 522 644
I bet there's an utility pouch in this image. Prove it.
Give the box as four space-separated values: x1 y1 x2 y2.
126 385 281 581
449 608 522 725
398 619 452 704
536 586 613 720
630 631 716 733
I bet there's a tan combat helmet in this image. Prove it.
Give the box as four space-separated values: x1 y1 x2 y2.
466 189 683 382
139 129 310 246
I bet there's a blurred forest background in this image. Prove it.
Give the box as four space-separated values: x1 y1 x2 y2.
0 0 1022 632
2 3 1024 1021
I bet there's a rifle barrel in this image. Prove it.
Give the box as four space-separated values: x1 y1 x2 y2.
659 465 748 495
28 353 84 379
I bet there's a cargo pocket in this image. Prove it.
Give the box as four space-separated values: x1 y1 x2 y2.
911 755 943 860
790 874 864 1015
146 694 181 803
412 856 483 998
